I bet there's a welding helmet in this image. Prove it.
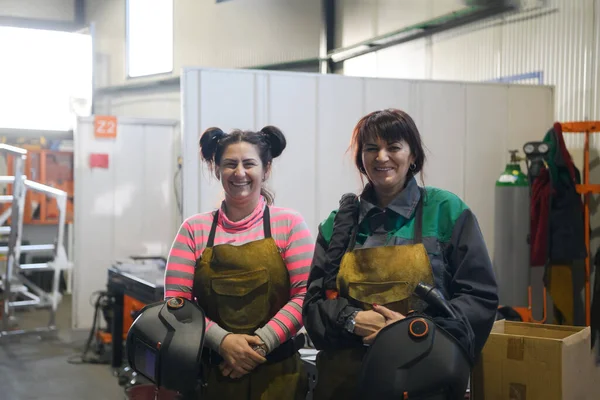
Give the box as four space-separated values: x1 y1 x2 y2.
125 297 206 396
357 314 472 400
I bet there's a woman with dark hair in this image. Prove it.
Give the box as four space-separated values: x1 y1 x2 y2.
164 126 313 399
302 109 499 399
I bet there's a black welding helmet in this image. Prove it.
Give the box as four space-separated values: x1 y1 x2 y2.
357 283 472 400
126 297 206 396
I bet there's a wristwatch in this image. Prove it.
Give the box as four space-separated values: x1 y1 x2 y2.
344 311 359 334
252 342 268 357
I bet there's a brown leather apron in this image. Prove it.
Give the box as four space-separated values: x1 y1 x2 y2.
313 192 435 400
193 207 307 400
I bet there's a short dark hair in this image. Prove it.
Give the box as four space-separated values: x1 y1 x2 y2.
199 125 287 205
350 108 426 184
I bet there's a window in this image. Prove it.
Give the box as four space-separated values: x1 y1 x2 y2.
0 27 92 131
126 0 174 78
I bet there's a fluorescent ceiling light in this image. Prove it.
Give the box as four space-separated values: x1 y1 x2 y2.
330 45 371 63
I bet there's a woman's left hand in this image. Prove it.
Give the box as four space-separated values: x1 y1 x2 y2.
362 304 406 345
219 360 245 379
219 336 266 379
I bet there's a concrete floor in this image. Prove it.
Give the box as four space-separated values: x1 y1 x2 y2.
0 295 126 400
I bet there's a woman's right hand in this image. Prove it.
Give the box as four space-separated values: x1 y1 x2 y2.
353 310 386 337
218 334 267 377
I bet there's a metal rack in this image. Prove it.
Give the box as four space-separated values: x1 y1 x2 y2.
561 121 600 327
0 144 72 338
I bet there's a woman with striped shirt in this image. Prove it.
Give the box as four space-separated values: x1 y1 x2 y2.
164 125 314 399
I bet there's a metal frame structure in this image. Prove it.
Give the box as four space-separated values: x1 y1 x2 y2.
0 144 72 338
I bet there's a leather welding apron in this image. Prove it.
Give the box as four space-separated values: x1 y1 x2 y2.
193 207 307 400
313 192 435 400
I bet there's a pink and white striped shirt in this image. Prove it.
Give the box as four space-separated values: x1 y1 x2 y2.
164 196 314 353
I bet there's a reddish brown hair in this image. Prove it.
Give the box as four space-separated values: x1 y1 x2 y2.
350 108 426 184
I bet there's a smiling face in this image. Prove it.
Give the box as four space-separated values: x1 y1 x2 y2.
216 141 269 205
362 136 415 194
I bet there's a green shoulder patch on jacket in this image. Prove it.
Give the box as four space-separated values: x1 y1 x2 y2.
318 210 338 244
420 187 469 243
318 187 469 245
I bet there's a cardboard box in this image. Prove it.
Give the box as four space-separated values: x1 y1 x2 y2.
471 320 596 400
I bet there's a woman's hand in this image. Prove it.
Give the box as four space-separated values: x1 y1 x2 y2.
362 304 406 344
218 334 267 378
353 310 386 338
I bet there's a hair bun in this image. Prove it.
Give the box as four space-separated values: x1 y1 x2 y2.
199 127 226 161
260 125 287 158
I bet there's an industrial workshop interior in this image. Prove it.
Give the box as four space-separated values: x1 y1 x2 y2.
3 0 600 399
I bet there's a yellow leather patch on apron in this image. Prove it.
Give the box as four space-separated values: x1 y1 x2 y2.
194 238 289 334
338 243 434 314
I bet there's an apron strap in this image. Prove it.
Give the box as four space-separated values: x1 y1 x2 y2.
263 206 272 238
207 204 272 247
414 187 424 244
207 210 219 248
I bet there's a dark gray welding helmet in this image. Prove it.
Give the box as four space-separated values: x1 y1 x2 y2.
126 297 206 396
357 315 471 400
357 283 472 400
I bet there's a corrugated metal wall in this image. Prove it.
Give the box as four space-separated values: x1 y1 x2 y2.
431 0 598 123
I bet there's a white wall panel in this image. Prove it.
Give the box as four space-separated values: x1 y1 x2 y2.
464 84 509 256
74 120 114 330
142 124 179 252
112 124 145 258
267 74 318 232
182 68 554 250
364 77 414 115
315 76 364 224
197 70 257 213
198 70 256 132
73 116 178 330
417 81 466 198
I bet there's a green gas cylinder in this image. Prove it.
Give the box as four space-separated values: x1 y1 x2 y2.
493 149 530 310
496 150 528 187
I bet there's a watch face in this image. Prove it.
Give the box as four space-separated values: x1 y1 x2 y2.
252 346 267 357
345 312 357 333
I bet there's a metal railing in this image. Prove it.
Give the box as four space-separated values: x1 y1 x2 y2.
0 144 72 338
